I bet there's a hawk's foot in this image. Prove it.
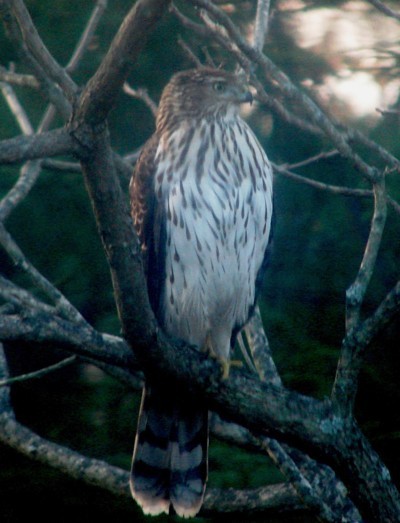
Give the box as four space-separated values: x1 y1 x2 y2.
220 358 243 380
202 334 242 380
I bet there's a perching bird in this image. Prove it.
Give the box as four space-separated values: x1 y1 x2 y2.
129 68 273 518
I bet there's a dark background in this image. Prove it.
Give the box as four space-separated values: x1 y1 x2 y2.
1 1 399 521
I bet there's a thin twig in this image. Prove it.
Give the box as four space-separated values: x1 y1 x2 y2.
274 164 371 198
123 83 158 117
0 356 76 387
0 82 41 221
0 67 39 88
376 107 400 116
366 0 400 21
0 81 33 135
0 223 86 324
66 0 108 73
282 150 339 170
177 35 203 68
274 163 400 215
359 279 400 344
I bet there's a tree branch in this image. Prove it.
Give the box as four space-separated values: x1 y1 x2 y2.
123 83 158 117
273 162 400 215
0 355 76 387
0 224 86 323
0 310 133 370
0 80 33 134
65 0 108 74
0 66 40 89
0 128 79 165
366 0 400 20
6 0 77 100
253 0 271 51
346 176 388 330
189 0 385 183
0 407 316 516
78 128 156 348
74 0 171 126
332 176 388 416
1 0 400 520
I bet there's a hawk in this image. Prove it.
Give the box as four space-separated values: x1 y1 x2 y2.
129 68 273 518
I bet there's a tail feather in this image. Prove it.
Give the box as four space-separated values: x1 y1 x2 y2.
130 385 208 517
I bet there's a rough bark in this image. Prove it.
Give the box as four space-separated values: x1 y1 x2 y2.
0 0 400 521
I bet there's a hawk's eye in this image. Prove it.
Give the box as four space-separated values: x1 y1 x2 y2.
213 81 226 93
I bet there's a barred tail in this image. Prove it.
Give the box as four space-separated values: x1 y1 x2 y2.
130 385 208 518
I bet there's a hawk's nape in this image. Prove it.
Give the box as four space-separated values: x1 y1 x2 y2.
129 68 273 517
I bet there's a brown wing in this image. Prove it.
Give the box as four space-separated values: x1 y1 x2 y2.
130 133 166 318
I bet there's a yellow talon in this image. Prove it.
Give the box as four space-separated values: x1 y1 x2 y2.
221 359 243 380
202 333 242 380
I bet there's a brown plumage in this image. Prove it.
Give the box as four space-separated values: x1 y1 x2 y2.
130 68 273 517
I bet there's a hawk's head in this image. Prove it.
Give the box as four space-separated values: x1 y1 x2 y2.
156 68 253 133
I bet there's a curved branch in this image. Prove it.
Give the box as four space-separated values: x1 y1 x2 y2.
0 224 86 323
66 0 108 74
75 0 171 126
332 176 388 416
345 176 388 330
0 310 134 370
7 0 77 100
0 411 314 516
0 128 79 165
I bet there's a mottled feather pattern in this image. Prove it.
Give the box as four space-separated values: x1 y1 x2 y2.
130 68 273 517
155 116 272 355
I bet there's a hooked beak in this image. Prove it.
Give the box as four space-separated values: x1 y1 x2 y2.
241 90 253 105
235 87 253 105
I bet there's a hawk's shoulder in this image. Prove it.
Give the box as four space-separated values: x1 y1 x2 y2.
130 132 166 317
130 133 159 245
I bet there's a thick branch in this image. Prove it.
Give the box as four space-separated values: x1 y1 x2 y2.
0 310 133 370
0 128 78 165
0 410 314 516
78 128 156 348
75 0 170 125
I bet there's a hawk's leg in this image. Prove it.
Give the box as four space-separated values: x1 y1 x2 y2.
203 333 243 380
